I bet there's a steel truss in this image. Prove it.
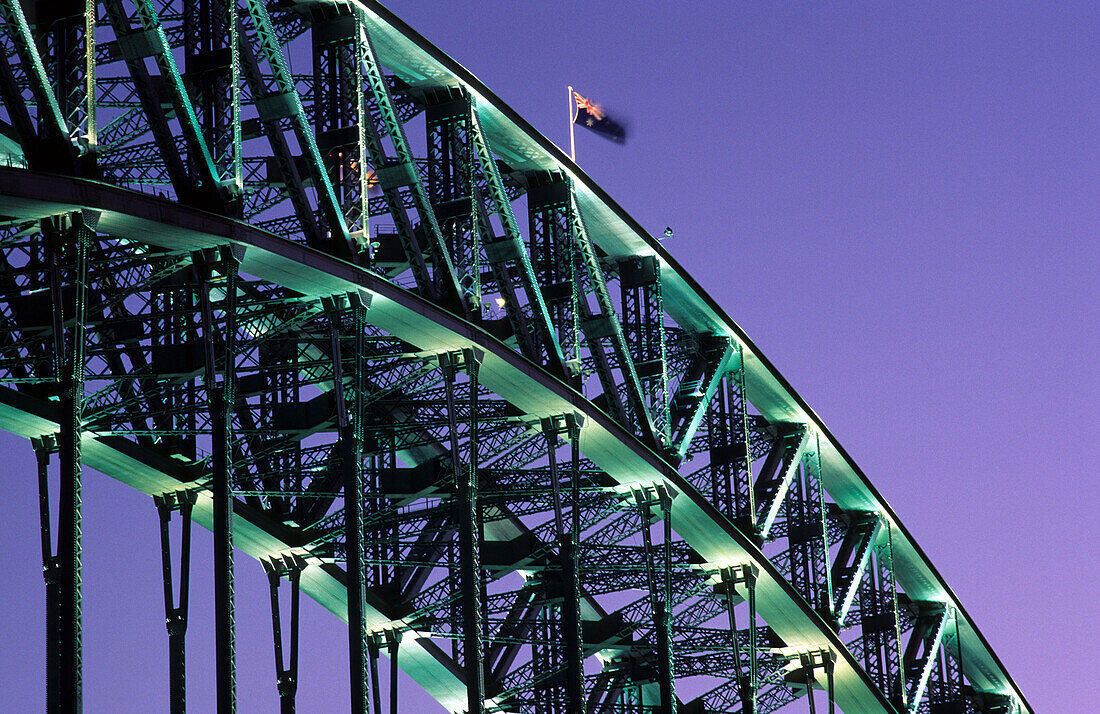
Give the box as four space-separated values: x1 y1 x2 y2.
0 2 1029 714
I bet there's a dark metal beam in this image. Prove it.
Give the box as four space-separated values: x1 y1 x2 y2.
241 0 350 252
468 107 564 376
156 491 196 714
46 213 90 714
442 348 486 714
323 292 374 713
0 0 72 150
33 436 60 714
199 245 241 714
265 556 303 714
353 13 464 307
669 335 731 459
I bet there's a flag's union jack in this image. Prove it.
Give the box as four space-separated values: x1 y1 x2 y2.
572 91 606 121
571 90 626 143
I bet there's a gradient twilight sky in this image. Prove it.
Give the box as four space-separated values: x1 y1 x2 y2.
1 1 1096 712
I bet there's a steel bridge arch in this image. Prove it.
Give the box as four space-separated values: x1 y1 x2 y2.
0 1 1029 713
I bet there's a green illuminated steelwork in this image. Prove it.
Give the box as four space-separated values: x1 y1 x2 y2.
469 104 564 373
0 3 1034 714
569 189 656 445
0 0 70 146
352 6 462 304
243 0 350 249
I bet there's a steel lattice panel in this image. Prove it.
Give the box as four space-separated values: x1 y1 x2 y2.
0 2 1029 714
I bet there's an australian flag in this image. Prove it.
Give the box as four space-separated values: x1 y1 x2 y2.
573 91 627 143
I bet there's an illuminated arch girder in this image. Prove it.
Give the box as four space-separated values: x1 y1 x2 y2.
0 181 1018 714
0 2 1032 713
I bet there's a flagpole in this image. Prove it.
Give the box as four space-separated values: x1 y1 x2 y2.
568 85 576 162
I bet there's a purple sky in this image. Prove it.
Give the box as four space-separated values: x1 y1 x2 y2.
2 1 1096 711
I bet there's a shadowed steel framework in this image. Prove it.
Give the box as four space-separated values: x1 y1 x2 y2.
0 1 1030 713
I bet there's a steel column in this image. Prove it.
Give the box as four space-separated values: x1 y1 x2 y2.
543 414 586 712
199 246 240 714
565 414 586 714
619 256 669 441
156 492 196 714
33 437 60 714
47 214 90 714
636 486 676 712
657 491 675 714
367 636 382 714
859 522 907 707
720 563 759 713
328 293 371 714
388 635 399 714
211 366 235 714
343 404 368 713
442 348 486 714
265 557 303 714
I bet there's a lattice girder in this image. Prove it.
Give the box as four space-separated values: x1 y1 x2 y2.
0 3 1031 714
